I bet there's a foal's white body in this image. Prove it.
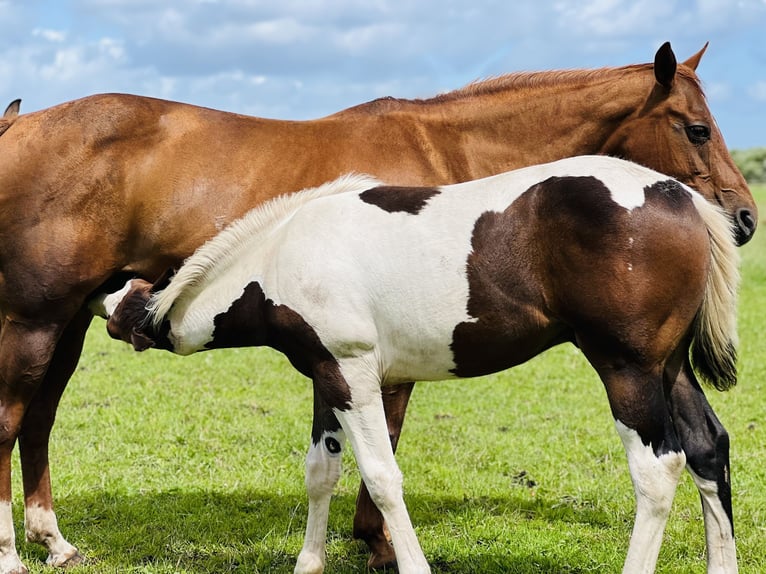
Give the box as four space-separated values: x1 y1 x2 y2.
95 156 739 574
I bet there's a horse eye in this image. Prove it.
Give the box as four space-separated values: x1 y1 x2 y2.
685 124 711 145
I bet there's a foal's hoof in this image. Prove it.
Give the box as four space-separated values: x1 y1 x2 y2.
47 550 84 569
367 544 397 571
59 552 84 568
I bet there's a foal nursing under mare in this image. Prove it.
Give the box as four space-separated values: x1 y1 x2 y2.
0 42 756 572
97 156 740 574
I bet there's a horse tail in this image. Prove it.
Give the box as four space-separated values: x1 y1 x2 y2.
689 193 740 391
0 99 21 137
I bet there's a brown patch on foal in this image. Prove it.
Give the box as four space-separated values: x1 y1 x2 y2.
209 281 352 412
359 185 441 214
450 175 704 379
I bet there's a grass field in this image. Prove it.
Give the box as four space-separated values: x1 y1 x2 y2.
12 185 766 573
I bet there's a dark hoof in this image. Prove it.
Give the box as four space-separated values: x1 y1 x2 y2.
367 543 397 571
53 551 85 569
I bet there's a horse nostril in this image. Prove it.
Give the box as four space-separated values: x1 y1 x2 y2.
735 208 756 245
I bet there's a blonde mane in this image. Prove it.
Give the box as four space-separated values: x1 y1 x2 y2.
147 173 383 326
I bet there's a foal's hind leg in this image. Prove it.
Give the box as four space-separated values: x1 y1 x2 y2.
353 381 414 570
584 351 686 574
295 393 347 574
331 362 429 573
665 352 737 573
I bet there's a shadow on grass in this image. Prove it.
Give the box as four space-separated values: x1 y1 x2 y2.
20 488 616 573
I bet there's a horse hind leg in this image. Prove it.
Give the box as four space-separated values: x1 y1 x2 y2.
665 351 737 573
0 317 70 574
295 392 347 574
18 310 91 568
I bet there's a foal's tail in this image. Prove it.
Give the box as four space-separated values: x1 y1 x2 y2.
689 194 740 391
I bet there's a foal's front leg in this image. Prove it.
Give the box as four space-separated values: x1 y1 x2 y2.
295 394 346 574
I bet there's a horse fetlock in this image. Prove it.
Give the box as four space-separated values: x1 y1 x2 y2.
294 550 325 574
45 548 82 568
366 541 397 571
0 552 26 574
24 504 80 567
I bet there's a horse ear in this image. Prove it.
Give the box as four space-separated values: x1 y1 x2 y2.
3 99 20 119
0 99 21 137
682 42 709 71
654 41 677 90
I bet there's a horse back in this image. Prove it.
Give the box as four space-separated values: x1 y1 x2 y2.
0 94 450 317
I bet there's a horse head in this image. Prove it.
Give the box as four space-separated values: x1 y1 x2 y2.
602 42 757 245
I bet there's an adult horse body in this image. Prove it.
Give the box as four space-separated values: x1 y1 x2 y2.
0 43 755 572
97 156 740 574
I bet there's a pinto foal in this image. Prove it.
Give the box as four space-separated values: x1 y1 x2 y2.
92 156 739 574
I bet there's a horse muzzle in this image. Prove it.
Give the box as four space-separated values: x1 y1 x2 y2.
734 206 757 246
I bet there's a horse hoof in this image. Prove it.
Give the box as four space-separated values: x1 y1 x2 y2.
60 552 84 568
47 551 84 569
367 545 397 571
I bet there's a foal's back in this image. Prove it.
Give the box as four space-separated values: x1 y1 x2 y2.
259 156 709 382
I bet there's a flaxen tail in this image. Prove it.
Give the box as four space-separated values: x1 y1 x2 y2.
689 193 740 391
0 100 20 137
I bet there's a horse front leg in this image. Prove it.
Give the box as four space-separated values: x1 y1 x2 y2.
295 391 347 574
353 381 414 570
0 317 65 574
18 310 91 568
665 354 737 574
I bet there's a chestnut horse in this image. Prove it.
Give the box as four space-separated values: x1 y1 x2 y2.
0 43 755 572
96 156 740 573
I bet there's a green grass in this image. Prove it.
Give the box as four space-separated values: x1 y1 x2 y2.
12 185 766 573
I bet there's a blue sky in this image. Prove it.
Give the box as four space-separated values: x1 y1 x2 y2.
1 0 765 148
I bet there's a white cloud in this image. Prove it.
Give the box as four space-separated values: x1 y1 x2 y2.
748 81 766 101
553 0 675 37
32 28 67 42
704 81 732 102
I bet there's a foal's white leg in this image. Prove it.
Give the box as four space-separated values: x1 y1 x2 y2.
335 385 430 574
294 428 346 574
688 469 738 574
615 421 686 574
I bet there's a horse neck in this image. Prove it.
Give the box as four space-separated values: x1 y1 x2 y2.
417 67 651 179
